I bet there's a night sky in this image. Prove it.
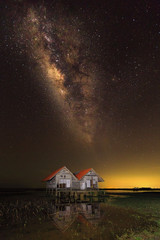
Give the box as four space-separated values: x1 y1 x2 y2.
0 0 160 188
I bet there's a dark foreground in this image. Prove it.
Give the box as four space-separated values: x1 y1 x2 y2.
0 189 160 240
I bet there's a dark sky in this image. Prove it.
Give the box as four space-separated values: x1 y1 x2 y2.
0 0 160 188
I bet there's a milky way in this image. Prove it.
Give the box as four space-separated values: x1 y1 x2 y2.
1 0 160 188
15 5 102 143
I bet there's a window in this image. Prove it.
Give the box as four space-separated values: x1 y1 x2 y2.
86 180 90 188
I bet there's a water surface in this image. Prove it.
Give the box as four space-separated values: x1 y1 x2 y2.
0 190 160 240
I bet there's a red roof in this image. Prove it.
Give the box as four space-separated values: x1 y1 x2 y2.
42 166 65 182
77 214 92 227
75 168 92 180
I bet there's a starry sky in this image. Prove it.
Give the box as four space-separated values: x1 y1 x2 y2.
0 0 160 188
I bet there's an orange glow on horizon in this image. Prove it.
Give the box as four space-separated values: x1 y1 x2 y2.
99 175 160 188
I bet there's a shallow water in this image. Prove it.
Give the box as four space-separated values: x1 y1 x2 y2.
0 202 103 240
0 190 160 240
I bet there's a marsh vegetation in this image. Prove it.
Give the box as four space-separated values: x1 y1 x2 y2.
0 190 160 240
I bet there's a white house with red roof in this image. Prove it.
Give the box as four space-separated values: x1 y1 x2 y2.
42 166 104 190
74 168 104 190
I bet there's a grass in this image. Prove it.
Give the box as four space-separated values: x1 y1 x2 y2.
0 190 160 239
107 192 160 239
0 197 56 229
100 204 157 240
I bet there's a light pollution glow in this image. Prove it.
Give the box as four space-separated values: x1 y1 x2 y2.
98 168 160 188
99 175 160 188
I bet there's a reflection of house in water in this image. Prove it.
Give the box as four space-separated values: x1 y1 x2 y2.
51 203 101 232
79 203 100 226
52 205 77 232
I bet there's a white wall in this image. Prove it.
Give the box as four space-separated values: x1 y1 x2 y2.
46 167 78 189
